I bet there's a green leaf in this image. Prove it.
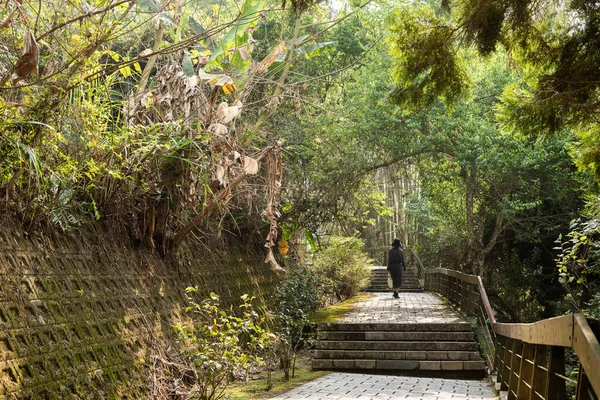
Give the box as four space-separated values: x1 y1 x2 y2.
304 229 317 252
204 0 264 72
189 16 205 34
296 41 337 59
182 51 195 77
137 0 161 12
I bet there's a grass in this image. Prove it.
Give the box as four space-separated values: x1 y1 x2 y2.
309 292 373 325
222 355 329 400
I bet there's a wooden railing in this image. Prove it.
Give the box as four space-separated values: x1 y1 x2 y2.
425 268 600 400
405 247 425 285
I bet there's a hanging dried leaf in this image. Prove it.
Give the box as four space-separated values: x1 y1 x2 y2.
243 156 259 175
139 48 153 57
208 123 228 136
216 102 229 121
215 101 242 124
198 70 234 86
257 41 286 73
265 248 285 273
262 145 284 271
13 30 39 84
224 104 242 123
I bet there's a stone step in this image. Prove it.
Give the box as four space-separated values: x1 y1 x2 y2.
367 267 423 292
364 288 424 293
369 280 420 284
315 341 479 352
318 323 472 332
369 280 421 286
312 359 486 372
317 331 475 341
369 286 422 290
370 275 419 280
313 349 482 361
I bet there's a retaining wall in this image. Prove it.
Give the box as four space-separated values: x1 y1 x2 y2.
0 226 279 399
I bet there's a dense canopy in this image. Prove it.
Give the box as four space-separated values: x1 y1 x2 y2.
1 0 598 318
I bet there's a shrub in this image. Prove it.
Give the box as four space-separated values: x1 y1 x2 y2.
173 290 276 400
313 236 372 302
274 264 324 380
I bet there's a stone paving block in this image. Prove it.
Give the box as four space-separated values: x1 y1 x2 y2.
376 360 419 370
463 361 487 370
332 359 355 369
441 361 464 371
354 360 377 369
420 361 442 370
335 293 465 325
312 359 333 369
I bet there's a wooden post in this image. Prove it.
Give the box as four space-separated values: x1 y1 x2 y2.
529 344 547 400
545 346 567 400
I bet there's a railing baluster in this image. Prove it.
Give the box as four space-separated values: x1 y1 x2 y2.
546 346 566 400
517 342 535 399
507 339 523 400
575 365 594 400
495 335 506 382
423 268 600 400
501 337 513 391
529 344 547 400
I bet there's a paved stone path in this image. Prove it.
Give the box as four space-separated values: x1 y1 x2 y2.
271 293 498 399
269 373 497 399
337 292 463 324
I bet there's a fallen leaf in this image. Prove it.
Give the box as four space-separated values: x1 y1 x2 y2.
215 164 226 186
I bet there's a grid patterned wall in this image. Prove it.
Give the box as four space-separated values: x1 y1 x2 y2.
0 228 280 399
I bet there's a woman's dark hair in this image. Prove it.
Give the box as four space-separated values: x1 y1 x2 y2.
392 238 401 248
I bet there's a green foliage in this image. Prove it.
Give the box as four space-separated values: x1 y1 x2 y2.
388 0 600 149
274 264 323 380
555 219 600 315
173 290 276 400
388 4 469 108
492 249 544 322
313 236 372 302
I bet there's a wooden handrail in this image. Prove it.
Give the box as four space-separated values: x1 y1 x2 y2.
424 267 600 399
405 247 425 281
573 314 600 396
493 314 573 347
425 268 496 324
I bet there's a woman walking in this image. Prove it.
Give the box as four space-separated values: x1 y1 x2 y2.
387 238 406 298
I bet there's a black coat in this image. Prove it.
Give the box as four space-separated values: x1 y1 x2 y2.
387 247 405 289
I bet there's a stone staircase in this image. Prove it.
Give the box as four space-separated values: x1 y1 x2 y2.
365 266 422 292
312 321 486 378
